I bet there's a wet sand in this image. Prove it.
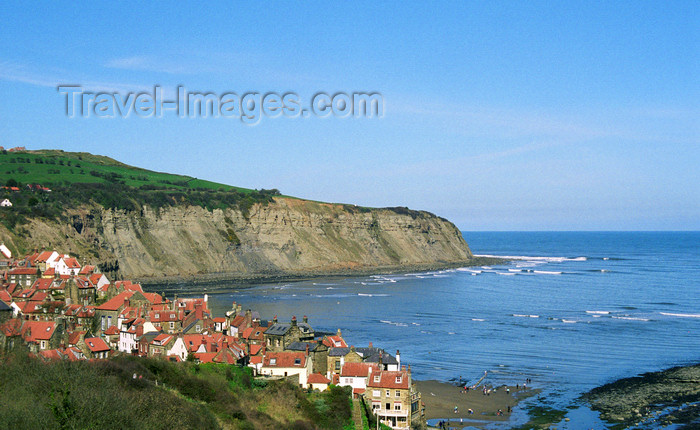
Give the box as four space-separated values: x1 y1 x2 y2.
416 380 539 428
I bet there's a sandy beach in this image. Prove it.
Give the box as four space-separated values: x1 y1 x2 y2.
416 379 539 428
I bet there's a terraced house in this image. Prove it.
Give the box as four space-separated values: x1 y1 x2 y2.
366 366 424 430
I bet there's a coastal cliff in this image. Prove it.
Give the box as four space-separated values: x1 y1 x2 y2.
1 197 472 282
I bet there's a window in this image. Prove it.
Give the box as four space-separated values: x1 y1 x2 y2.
270 358 277 365
374 375 380 383
385 390 390 397
169 322 174 329
294 358 301 365
395 390 401 397
372 390 380 397
395 376 402 384
394 403 401 411
335 361 341 371
372 401 380 410
40 340 46 349
385 403 390 410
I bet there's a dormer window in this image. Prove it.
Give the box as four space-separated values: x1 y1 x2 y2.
374 375 380 383
270 358 277 365
395 376 402 384
294 358 301 365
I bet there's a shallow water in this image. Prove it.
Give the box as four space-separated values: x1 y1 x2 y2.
196 231 700 428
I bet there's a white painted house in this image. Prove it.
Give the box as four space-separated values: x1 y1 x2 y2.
167 336 188 361
260 351 313 388
339 362 380 392
55 256 81 276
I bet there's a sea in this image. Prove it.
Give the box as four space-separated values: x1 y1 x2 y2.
186 231 700 428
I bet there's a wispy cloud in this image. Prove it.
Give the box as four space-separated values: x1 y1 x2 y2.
104 55 194 75
0 59 154 93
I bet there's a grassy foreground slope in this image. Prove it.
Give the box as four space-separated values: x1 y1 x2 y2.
0 351 353 430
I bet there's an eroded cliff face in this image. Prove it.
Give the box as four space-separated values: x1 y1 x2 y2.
3 198 472 281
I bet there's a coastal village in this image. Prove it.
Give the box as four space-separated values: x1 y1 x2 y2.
0 244 426 430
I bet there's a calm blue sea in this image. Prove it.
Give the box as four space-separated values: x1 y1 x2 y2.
199 231 700 428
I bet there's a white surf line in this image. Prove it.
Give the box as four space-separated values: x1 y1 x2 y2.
474 254 587 262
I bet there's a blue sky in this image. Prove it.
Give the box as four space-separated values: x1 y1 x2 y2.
1 2 698 230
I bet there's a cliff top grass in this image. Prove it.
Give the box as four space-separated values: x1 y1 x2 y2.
0 149 255 192
0 149 282 229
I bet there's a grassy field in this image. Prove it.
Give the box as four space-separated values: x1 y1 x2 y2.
0 149 282 231
0 149 253 192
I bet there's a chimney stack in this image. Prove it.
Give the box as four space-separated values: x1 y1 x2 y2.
273 315 278 324
337 328 341 337
291 316 297 326
396 350 400 368
303 315 308 324
195 302 203 320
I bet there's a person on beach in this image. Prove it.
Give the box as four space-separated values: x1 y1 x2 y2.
454 406 458 414
468 408 474 415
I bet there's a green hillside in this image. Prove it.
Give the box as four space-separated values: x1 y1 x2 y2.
0 149 253 192
0 149 281 230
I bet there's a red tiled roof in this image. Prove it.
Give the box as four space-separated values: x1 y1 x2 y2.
32 278 53 290
308 373 331 384
96 291 135 311
21 320 57 342
366 370 410 390
43 267 56 276
195 352 217 363
249 356 262 364
141 292 163 305
0 289 11 304
323 335 348 348
84 337 110 352
39 349 63 361
104 326 119 335
61 257 81 269
249 344 263 355
152 334 174 345
263 351 307 368
16 301 43 314
79 265 95 275
341 362 380 378
35 251 56 263
9 267 38 275
89 273 106 285
68 331 85 345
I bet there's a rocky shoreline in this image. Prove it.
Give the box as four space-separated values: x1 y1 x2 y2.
139 257 506 292
582 363 700 429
